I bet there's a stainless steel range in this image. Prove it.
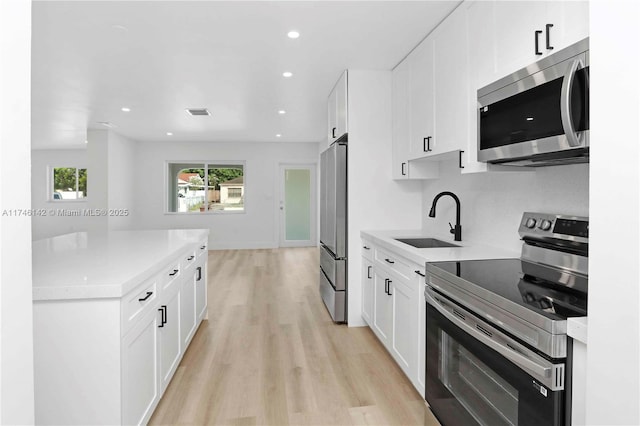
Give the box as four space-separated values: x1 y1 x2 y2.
425 212 588 426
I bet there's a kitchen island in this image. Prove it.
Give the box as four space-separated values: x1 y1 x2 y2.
32 229 209 425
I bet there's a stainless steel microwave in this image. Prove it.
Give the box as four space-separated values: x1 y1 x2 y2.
477 38 589 166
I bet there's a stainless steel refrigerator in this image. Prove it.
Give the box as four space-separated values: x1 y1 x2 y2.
319 141 347 323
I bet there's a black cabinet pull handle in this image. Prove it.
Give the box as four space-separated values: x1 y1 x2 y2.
535 30 543 55
384 278 389 295
332 127 337 138
138 291 153 302
196 266 202 281
367 266 372 279
401 162 406 176
415 270 426 277
387 279 393 296
158 306 167 327
385 258 395 264
200 245 206 250
546 24 554 50
459 150 465 169
169 269 179 276
187 255 195 261
424 136 432 152
363 246 370 250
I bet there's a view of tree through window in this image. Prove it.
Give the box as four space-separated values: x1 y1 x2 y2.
52 167 87 200
168 163 244 213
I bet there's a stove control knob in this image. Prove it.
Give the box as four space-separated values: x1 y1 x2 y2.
539 219 552 231
525 218 537 229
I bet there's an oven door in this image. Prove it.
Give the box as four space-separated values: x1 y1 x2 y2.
425 287 568 426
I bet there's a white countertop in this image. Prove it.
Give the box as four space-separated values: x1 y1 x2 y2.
32 229 209 301
361 229 519 265
567 317 588 344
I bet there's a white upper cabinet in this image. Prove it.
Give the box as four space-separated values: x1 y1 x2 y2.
470 0 590 89
328 71 348 145
392 58 411 179
408 38 435 159
432 6 469 158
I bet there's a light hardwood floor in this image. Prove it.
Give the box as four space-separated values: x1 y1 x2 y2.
150 248 440 426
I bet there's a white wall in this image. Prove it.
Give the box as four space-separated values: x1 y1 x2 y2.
421 163 589 253
347 70 423 326
31 130 138 239
0 0 35 422
31 149 90 240
107 131 136 231
132 140 319 249
586 1 640 424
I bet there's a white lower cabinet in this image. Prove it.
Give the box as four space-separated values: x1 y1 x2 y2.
361 257 374 325
33 238 209 425
159 280 182 392
363 240 425 396
372 270 393 344
390 277 416 378
122 308 159 425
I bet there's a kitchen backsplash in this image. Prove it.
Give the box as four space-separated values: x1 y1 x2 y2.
421 162 589 253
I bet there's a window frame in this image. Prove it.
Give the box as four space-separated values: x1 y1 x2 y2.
48 166 88 203
165 160 246 215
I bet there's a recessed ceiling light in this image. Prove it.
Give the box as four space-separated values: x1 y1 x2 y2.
526 117 534 121
278 110 286 115
166 132 173 136
282 71 293 78
276 134 282 138
121 107 131 112
287 31 300 39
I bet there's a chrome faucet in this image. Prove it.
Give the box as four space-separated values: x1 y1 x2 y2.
428 191 462 241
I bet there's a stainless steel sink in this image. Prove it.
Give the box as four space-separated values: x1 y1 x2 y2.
394 237 459 248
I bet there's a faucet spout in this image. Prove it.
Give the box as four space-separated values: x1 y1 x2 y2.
429 191 462 241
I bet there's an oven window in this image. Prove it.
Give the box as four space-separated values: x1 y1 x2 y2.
440 330 519 426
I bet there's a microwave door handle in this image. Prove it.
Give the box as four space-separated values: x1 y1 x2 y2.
425 289 553 383
560 58 584 147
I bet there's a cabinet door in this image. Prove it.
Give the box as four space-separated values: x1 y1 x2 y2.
181 273 197 348
372 271 392 344
122 310 159 426
432 5 469 156
361 258 374 325
409 38 435 159
327 87 337 144
335 71 348 138
195 262 207 323
494 1 549 77
159 285 181 392
548 1 589 52
390 279 417 378
392 58 411 180
417 269 426 394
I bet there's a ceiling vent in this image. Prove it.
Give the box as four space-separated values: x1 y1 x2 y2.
186 108 211 116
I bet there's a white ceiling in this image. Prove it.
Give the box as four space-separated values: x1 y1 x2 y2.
31 1 461 149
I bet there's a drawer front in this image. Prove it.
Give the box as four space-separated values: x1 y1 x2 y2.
122 276 158 335
197 240 208 258
374 246 413 281
361 239 374 261
160 261 182 291
181 250 197 272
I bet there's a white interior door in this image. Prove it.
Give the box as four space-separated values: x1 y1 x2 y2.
279 164 316 247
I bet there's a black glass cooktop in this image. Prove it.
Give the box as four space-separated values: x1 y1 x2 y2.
429 259 587 320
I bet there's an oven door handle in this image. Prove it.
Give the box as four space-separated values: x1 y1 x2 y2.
560 58 585 148
426 288 563 390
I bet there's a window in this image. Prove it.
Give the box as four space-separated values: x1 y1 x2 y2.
168 162 244 213
51 167 87 201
